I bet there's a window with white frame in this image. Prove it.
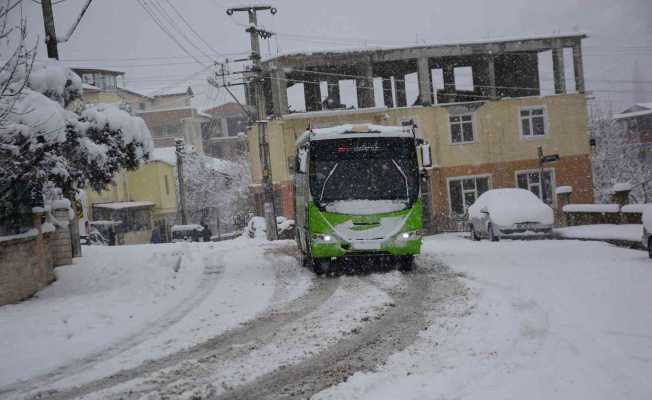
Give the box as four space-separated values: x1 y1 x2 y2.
449 113 474 144
520 106 547 137
516 169 555 205
449 175 491 216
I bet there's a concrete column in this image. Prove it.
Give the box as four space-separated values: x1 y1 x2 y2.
52 207 72 267
487 55 497 99
394 75 407 107
270 69 288 117
356 63 375 108
303 80 321 112
572 43 585 93
382 77 393 108
416 57 433 106
442 64 455 103
326 78 341 105
552 45 566 94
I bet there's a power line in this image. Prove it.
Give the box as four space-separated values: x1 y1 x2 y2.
162 0 223 58
136 0 207 66
147 0 215 62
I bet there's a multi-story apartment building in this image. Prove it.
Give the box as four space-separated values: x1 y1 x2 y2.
246 34 593 230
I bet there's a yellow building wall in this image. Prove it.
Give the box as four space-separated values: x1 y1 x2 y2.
248 94 590 185
82 92 123 106
85 161 177 221
126 161 177 219
86 171 130 208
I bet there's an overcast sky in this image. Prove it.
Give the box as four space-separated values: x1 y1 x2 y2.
10 0 652 112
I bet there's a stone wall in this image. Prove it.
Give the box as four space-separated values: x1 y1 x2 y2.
0 232 55 306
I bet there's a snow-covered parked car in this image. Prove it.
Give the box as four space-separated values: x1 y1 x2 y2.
468 188 554 241
642 205 652 259
246 216 295 239
171 224 205 242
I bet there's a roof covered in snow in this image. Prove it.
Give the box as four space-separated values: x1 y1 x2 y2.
563 204 621 213
149 147 177 166
614 103 652 120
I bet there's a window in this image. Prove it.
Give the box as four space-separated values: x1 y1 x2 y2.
160 123 181 137
516 169 555 205
139 102 147 111
520 106 547 137
164 175 170 195
449 113 474 144
82 74 94 85
448 175 491 215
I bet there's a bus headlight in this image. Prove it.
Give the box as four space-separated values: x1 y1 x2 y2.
397 231 419 241
314 233 336 243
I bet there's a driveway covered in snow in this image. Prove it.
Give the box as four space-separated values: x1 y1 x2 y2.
1 235 650 399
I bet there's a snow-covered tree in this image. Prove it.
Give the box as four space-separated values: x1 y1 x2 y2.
0 17 153 234
181 150 251 235
590 103 652 203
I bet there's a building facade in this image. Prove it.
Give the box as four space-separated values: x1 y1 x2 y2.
85 156 178 244
201 102 250 162
247 34 593 230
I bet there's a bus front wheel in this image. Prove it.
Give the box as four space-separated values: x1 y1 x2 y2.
398 255 415 272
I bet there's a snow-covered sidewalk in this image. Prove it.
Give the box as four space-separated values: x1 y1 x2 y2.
316 234 652 400
555 224 643 243
0 238 312 391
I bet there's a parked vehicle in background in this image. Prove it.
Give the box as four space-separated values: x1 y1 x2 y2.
467 188 554 242
247 216 295 239
171 224 205 242
80 229 107 246
642 205 652 259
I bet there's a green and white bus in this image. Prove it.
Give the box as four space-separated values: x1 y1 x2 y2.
293 123 431 274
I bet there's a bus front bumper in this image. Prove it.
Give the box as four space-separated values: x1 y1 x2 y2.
311 235 421 258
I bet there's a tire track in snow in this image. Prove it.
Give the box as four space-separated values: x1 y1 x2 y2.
213 260 451 400
21 248 340 400
2 246 227 400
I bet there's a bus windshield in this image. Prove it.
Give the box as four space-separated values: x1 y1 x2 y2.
309 137 419 211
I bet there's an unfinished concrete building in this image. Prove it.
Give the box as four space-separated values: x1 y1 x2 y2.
246 34 593 231
257 34 585 115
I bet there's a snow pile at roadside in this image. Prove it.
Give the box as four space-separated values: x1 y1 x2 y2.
316 234 652 399
555 224 642 242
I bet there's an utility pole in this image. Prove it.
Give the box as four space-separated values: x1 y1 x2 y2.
175 138 188 225
226 5 279 240
40 0 59 60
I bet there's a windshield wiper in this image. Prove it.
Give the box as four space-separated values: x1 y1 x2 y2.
391 159 410 203
319 163 339 204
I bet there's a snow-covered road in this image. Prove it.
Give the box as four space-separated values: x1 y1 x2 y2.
317 234 652 400
1 234 651 400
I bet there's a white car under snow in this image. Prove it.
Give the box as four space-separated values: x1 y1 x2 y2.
467 188 554 241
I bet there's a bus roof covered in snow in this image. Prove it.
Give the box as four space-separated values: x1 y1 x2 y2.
295 124 413 146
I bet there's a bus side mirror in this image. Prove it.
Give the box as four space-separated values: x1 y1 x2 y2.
420 143 432 168
297 148 308 174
